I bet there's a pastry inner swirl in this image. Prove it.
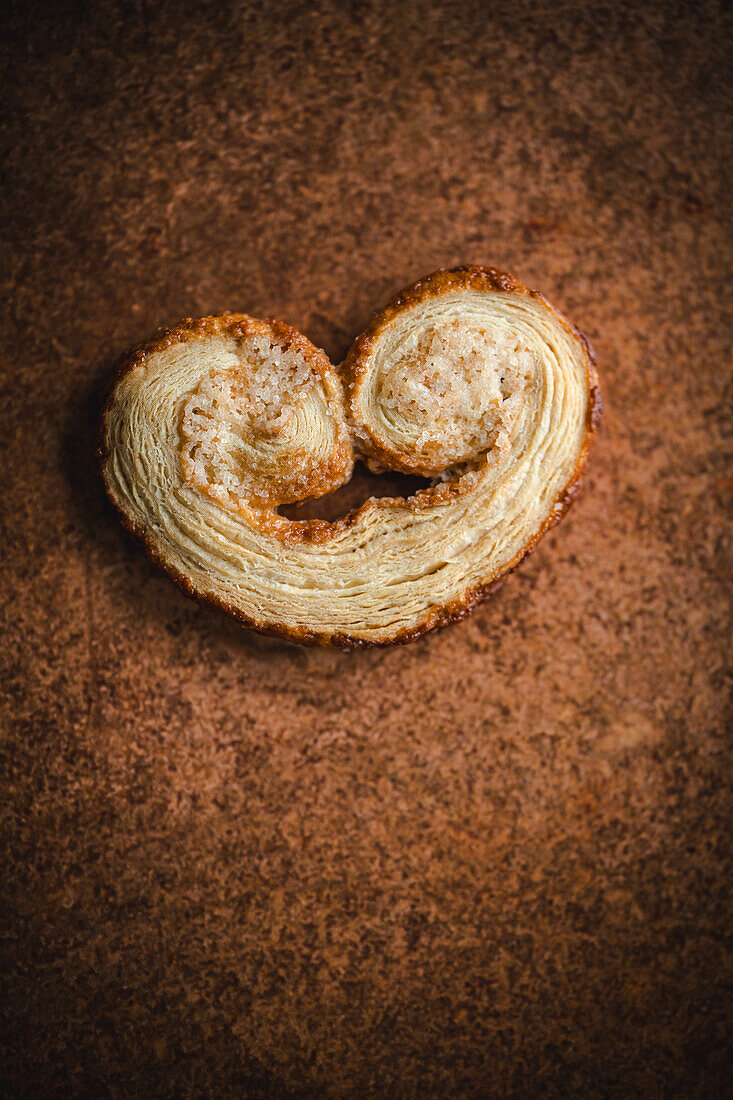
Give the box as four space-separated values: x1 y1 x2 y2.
180 331 352 510
369 321 534 475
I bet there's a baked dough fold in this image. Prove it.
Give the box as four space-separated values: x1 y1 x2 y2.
100 267 601 646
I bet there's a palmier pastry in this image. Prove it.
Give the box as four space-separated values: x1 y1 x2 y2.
99 267 601 646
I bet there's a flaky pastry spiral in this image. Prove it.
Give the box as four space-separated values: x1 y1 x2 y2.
99 267 601 646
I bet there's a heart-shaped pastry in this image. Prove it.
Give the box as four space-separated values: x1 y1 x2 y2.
99 266 601 646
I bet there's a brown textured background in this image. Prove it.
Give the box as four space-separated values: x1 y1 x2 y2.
1 1 732 1096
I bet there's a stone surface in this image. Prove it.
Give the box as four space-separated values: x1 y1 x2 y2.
1 1 731 1097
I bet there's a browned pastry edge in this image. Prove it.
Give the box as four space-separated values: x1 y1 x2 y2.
97 268 603 648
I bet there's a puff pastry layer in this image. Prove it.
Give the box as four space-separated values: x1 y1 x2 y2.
100 267 601 646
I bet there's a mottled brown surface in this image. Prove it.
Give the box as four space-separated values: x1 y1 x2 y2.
1 1 732 1097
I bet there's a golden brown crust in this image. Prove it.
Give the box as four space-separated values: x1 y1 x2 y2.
98 267 602 647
